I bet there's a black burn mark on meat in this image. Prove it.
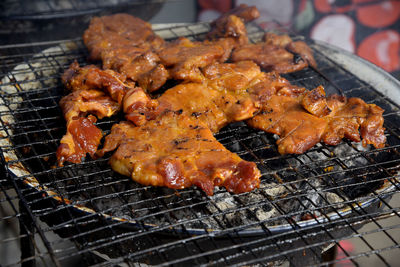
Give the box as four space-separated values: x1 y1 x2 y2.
192 111 202 118
172 138 190 145
293 53 303 64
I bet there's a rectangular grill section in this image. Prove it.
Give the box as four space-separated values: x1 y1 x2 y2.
0 22 399 266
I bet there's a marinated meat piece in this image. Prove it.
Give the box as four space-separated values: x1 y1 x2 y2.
57 90 120 166
96 46 168 92
207 4 259 46
286 40 317 69
247 86 386 154
206 5 259 60
232 43 306 73
60 90 120 122
301 85 331 117
207 15 249 46
122 61 300 133
83 14 168 92
265 33 316 68
203 60 261 92
210 3 260 26
57 116 103 165
323 96 386 148
117 51 169 92
104 50 168 92
158 37 226 82
96 111 261 195
100 47 148 70
136 64 169 92
83 13 164 61
248 94 327 154
263 32 292 47
231 33 317 73
62 61 134 104
155 83 228 132
123 87 158 126
206 38 237 63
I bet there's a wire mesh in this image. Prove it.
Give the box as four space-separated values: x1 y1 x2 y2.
0 0 169 19
0 22 399 266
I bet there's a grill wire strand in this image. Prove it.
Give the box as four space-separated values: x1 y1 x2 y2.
0 21 400 266
0 0 174 19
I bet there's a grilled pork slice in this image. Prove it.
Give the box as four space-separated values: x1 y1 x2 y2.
62 61 134 104
57 90 120 166
210 3 260 27
83 13 168 92
82 8 259 90
231 33 317 73
323 96 386 148
157 37 228 83
207 4 259 48
96 111 261 195
247 86 386 154
83 13 164 60
123 61 302 133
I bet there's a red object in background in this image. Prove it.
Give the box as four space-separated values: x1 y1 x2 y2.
336 240 355 267
198 0 232 13
314 0 353 13
352 0 375 3
357 30 400 73
357 1 400 28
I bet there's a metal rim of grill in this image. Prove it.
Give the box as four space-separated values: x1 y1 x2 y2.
1 21 400 266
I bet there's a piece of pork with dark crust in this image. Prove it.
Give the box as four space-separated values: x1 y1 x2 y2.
96 111 261 196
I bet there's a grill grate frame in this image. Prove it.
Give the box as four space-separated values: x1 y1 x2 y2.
0 22 400 266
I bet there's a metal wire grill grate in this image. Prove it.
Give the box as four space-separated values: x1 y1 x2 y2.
0 22 400 266
0 0 168 19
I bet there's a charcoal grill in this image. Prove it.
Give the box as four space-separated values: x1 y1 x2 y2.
1 19 400 266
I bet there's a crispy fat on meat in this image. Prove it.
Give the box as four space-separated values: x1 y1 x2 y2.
231 33 317 73
247 87 386 154
57 90 120 166
96 112 261 196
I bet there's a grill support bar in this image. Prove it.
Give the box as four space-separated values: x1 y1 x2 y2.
19 200 35 267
